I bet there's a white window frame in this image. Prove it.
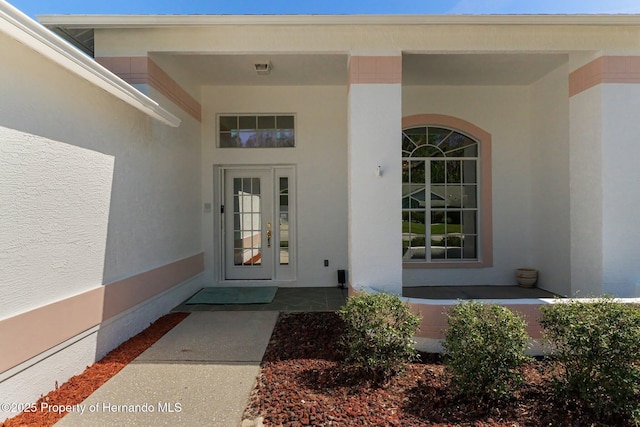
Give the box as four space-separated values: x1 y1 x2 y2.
402 121 492 269
217 114 296 148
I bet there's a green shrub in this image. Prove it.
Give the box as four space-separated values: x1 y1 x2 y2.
443 301 529 402
540 297 640 422
338 292 421 379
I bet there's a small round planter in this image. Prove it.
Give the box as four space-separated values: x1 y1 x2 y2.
515 268 538 288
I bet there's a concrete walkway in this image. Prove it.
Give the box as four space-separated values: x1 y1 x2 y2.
56 311 278 427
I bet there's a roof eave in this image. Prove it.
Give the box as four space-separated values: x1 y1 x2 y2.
0 3 181 127
36 13 640 28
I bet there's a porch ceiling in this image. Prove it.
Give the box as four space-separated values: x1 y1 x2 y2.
403 53 568 85
151 53 349 86
151 52 567 88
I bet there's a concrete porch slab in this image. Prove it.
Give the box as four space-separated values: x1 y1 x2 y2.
172 286 348 312
402 285 559 300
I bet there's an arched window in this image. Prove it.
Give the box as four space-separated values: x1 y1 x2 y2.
402 115 492 267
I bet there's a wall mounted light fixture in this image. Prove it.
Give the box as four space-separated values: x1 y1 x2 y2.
376 165 383 178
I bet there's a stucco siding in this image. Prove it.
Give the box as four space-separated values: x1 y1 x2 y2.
530 61 571 296
0 28 202 417
601 84 640 297
0 33 201 299
348 82 403 293
569 86 604 295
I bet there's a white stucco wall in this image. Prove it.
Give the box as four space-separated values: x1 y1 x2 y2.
348 83 403 294
0 30 201 416
402 85 533 286
0 127 113 319
201 85 348 286
569 86 604 296
601 84 640 297
529 62 571 296
0 34 201 309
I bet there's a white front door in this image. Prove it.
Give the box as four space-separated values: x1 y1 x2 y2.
224 168 274 280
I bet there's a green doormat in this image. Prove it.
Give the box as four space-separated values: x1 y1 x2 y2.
185 287 278 305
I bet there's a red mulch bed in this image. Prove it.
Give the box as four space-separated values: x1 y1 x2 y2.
244 312 634 427
2 312 188 427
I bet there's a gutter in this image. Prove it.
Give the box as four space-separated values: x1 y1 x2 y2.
0 1 181 127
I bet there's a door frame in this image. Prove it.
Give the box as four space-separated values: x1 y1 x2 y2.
214 164 297 284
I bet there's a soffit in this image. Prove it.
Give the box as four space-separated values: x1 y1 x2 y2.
151 52 567 87
403 53 568 85
151 53 349 86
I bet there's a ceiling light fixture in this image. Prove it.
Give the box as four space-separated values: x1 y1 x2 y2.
254 61 272 75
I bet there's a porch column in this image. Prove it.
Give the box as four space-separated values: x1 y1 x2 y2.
347 54 402 294
569 54 640 297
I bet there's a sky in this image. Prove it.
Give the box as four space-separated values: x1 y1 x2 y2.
7 0 640 17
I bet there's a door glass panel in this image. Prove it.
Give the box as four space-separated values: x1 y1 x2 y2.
279 177 289 265
251 178 260 195
233 177 262 266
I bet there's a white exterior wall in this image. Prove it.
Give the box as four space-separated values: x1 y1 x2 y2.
402 85 533 286
201 85 348 286
0 124 113 318
89 17 640 296
348 83 403 294
530 62 571 296
601 84 640 297
569 86 604 296
0 34 201 296
0 30 201 418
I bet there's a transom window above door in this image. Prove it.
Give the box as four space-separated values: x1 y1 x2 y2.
219 114 295 148
402 125 479 263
